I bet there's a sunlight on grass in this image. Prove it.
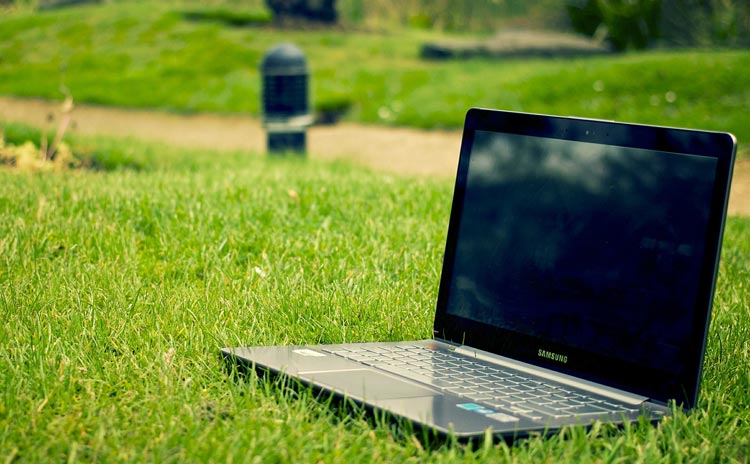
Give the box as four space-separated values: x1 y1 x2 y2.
1 131 749 461
0 2 748 145
1 1 749 460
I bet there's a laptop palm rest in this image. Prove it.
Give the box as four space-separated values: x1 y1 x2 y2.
302 369 440 400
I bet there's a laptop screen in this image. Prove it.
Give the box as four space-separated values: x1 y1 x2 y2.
435 110 735 407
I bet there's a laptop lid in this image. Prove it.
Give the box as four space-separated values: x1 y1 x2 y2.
433 109 736 409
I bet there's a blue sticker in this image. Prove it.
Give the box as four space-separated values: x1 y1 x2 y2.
457 403 497 415
457 403 482 411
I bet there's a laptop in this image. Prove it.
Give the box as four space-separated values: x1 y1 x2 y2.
222 108 736 440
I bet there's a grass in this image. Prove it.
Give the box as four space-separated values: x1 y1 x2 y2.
2 121 152 171
0 1 749 149
1 131 749 461
1 0 749 459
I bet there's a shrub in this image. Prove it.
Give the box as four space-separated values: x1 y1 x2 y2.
659 0 750 47
265 0 338 24
566 0 660 51
567 0 750 49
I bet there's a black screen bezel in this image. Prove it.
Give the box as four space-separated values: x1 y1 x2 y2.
433 108 736 408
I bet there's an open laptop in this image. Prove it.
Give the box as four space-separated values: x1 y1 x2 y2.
222 108 736 440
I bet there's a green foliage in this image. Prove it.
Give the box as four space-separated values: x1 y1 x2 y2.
567 0 750 49
408 12 434 30
660 0 750 47
0 133 749 460
2 121 149 171
2 121 47 146
566 0 661 50
337 0 568 32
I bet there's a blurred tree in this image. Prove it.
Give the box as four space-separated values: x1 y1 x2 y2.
599 0 661 49
566 0 660 50
265 0 338 23
566 0 604 36
336 0 568 33
660 0 750 46
567 0 750 49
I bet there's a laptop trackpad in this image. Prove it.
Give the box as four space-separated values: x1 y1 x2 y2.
303 369 439 400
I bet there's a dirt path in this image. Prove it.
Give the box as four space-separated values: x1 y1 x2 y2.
0 96 461 177
2 96 747 216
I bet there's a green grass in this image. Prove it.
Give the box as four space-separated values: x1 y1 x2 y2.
1 121 151 171
0 1 749 148
1 133 749 461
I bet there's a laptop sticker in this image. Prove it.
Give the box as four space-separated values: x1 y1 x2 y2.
458 403 519 422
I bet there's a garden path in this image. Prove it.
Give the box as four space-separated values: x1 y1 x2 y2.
1 96 747 216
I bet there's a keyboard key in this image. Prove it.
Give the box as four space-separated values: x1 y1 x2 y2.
445 387 475 396
523 401 569 418
565 404 612 416
328 344 638 420
372 363 453 388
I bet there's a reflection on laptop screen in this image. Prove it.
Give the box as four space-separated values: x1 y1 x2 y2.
446 130 718 377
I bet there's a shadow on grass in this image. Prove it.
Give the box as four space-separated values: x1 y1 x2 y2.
181 7 272 28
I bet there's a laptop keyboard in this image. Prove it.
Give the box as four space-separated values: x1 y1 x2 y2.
323 344 641 421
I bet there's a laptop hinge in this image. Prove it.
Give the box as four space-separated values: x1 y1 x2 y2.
455 345 648 405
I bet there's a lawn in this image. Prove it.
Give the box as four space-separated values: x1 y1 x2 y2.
1 133 749 461
2 1 750 460
1 1 749 146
